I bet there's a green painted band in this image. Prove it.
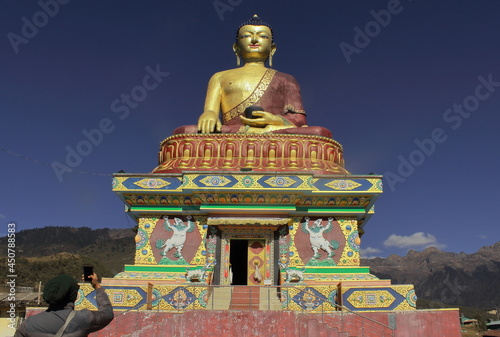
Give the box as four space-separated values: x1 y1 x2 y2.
304 267 370 273
124 265 190 272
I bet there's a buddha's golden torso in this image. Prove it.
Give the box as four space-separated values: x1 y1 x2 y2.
209 65 269 113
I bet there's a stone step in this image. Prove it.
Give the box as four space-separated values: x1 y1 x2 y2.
259 287 282 310
230 286 260 310
204 286 282 310
206 286 231 310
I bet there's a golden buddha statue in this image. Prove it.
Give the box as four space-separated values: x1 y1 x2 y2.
173 15 332 138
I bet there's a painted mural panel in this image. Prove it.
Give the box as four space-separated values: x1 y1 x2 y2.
151 216 202 264
291 217 361 266
135 216 205 265
294 217 345 266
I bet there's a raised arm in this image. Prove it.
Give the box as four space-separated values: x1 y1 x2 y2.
87 273 114 332
198 73 222 133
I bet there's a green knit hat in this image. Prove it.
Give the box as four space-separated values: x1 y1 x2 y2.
43 274 80 305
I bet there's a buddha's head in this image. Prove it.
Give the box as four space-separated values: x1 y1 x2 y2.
233 14 276 66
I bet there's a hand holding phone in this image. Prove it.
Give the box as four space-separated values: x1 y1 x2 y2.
83 265 94 283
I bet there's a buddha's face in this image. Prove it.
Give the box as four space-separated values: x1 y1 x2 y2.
235 25 276 62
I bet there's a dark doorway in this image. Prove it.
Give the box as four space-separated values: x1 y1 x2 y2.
230 239 248 285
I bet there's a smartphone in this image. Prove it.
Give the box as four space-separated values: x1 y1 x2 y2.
83 265 94 282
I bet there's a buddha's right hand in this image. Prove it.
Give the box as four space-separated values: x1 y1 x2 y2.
198 110 222 133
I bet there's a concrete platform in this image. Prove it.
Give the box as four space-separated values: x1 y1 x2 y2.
53 308 460 337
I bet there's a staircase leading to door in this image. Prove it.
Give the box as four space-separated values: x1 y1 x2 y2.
229 286 260 310
208 286 282 310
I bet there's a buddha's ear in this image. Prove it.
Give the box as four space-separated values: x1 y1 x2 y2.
232 43 241 66
269 43 277 67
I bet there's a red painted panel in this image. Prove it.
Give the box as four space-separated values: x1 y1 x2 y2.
149 216 201 264
294 218 346 264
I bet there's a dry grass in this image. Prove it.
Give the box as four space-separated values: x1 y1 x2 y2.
461 325 482 337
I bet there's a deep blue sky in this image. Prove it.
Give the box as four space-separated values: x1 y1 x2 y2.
1 0 499 257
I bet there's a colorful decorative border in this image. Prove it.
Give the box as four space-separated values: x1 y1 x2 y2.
287 217 304 267
77 284 209 312
77 283 415 313
134 217 157 264
113 176 183 192
190 216 209 266
281 285 338 312
121 193 376 208
113 174 382 194
341 285 416 311
337 217 360 266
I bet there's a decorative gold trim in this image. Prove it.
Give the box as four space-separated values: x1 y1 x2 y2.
133 178 171 189
367 178 383 192
159 132 344 149
207 217 291 226
190 216 208 266
134 217 158 265
284 104 306 115
112 176 127 191
288 217 304 267
337 217 360 266
325 180 362 191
